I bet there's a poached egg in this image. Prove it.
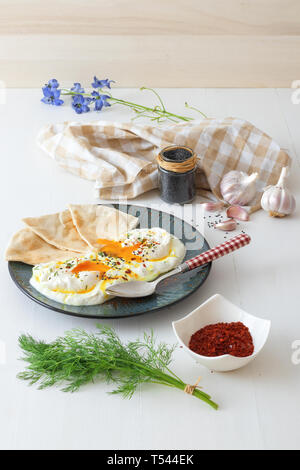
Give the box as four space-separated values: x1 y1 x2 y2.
30 228 186 306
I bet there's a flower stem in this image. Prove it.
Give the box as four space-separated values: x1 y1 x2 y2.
109 97 193 122
61 88 196 123
140 87 166 111
185 102 208 119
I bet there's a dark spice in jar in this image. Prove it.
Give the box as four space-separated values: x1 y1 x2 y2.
157 145 196 204
189 322 254 358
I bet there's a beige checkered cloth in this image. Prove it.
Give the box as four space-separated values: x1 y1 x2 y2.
37 117 290 212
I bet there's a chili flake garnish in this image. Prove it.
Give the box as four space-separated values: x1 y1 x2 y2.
189 322 254 358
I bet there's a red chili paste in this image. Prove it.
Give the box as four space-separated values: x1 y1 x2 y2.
189 322 254 358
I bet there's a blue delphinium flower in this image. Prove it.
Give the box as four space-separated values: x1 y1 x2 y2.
44 79 59 89
72 94 90 114
91 76 115 89
41 77 113 112
91 91 111 111
71 82 85 93
41 87 64 106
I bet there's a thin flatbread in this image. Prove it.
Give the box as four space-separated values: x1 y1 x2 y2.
69 204 139 249
22 210 89 253
5 228 80 265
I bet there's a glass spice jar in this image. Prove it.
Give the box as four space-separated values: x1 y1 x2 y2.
157 145 196 204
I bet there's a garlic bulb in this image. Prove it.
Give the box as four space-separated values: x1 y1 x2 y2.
261 167 296 217
220 171 258 206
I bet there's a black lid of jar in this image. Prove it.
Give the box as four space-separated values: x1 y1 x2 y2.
161 146 194 163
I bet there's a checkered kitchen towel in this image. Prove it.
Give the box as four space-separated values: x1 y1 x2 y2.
37 117 290 212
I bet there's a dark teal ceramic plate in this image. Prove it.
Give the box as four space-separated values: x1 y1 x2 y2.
8 204 211 319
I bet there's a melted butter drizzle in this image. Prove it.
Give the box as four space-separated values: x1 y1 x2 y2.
52 284 97 294
71 260 110 275
97 238 143 262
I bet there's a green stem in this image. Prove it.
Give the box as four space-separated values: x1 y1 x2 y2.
185 102 208 119
61 88 195 123
140 86 166 111
61 89 91 98
111 359 217 409
110 97 193 122
153 373 218 410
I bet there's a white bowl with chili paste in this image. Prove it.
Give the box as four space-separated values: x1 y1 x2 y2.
172 294 271 372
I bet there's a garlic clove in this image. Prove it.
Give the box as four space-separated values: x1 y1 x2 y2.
201 202 224 212
279 189 293 213
220 171 258 206
214 219 237 231
226 205 249 221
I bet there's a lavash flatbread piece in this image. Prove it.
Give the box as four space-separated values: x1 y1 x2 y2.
5 228 80 265
69 204 139 249
6 205 140 265
22 209 89 253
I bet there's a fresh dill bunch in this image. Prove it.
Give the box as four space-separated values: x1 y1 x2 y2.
17 324 218 410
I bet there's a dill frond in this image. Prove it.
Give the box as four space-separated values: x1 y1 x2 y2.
17 324 218 410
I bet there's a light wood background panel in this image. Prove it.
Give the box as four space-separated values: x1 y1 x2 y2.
0 0 299 87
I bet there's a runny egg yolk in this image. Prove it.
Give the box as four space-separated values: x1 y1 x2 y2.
97 239 143 262
71 260 110 276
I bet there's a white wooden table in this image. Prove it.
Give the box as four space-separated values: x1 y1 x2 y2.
1 88 299 450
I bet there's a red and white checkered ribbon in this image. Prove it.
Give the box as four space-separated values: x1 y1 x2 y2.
185 233 251 271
